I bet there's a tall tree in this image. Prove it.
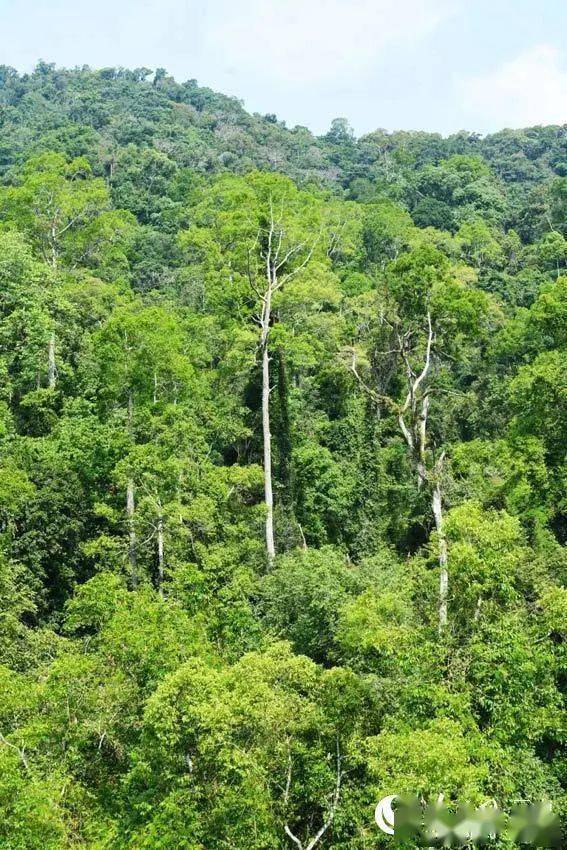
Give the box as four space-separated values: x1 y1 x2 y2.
181 173 325 566
250 194 321 565
349 243 495 630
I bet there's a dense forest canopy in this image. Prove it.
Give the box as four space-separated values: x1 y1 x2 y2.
0 63 565 849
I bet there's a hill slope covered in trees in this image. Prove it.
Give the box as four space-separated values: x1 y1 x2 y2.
0 63 565 849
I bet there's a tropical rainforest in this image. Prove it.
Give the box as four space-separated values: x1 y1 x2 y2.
0 62 565 849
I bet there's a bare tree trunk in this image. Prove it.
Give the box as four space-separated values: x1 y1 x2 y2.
298 524 308 551
127 479 137 588
177 470 184 525
398 312 434 491
246 196 320 568
417 394 429 489
351 313 449 630
48 332 57 389
473 596 483 622
261 289 276 568
157 508 165 597
50 224 58 268
432 454 448 633
126 387 137 587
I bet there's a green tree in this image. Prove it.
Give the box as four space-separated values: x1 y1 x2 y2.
1 153 136 272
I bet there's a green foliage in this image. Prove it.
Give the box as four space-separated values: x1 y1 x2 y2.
411 197 456 232
0 64 564 848
260 547 361 661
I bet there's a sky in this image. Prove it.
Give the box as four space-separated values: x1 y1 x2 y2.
1 0 566 137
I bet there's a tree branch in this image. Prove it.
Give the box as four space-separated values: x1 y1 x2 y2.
0 732 29 771
305 738 342 850
412 312 434 400
284 750 304 850
283 740 343 850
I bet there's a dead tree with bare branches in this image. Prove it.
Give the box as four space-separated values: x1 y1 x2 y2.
349 309 449 632
247 196 320 568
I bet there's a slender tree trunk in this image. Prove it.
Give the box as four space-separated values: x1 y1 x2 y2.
417 394 429 489
262 305 276 567
432 456 448 633
249 200 319 566
126 388 137 587
50 223 58 269
48 332 57 389
177 471 184 525
157 510 165 597
127 479 137 588
473 596 483 622
352 314 449 628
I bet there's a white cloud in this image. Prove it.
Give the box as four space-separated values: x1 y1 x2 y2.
460 44 567 130
197 0 456 85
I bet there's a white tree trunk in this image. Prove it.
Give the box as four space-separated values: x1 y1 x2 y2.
48 332 57 389
157 511 165 596
262 319 276 568
417 394 430 489
248 199 319 567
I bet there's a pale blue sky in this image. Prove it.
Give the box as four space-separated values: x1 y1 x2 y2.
1 0 566 136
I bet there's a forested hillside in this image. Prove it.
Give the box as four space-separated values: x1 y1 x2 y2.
0 63 565 849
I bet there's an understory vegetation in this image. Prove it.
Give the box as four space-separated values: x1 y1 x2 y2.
0 63 565 848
